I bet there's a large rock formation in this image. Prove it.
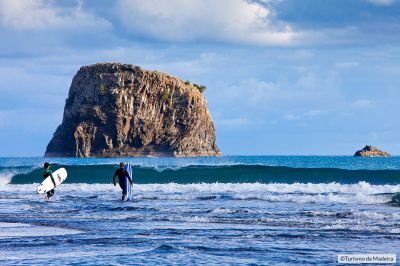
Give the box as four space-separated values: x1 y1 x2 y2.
354 145 390 157
45 63 221 157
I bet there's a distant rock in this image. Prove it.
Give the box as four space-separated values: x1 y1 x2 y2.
354 145 391 157
45 63 221 157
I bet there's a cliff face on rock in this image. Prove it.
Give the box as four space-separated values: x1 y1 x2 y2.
354 145 391 157
45 63 221 157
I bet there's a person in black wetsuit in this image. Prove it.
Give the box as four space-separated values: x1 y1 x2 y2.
42 162 56 200
113 162 133 200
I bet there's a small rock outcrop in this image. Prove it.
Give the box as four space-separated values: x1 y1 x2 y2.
45 63 221 157
354 145 391 157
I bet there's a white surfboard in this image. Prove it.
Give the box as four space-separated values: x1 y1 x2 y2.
37 168 67 194
124 163 133 201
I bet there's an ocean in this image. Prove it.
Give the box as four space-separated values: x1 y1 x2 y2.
0 156 399 265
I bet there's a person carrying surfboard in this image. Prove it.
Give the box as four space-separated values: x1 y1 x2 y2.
42 162 57 200
113 162 133 200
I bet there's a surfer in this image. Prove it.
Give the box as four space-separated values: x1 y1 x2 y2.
42 162 56 200
113 162 133 200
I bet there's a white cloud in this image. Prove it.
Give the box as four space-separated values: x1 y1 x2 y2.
335 62 359 69
284 110 325 121
351 99 372 108
220 78 278 106
303 109 323 117
146 52 226 77
284 114 299 121
0 0 111 30
366 0 396 5
282 50 315 61
216 117 251 126
211 69 343 114
116 0 302 45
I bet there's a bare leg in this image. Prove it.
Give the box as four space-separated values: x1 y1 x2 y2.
46 189 55 200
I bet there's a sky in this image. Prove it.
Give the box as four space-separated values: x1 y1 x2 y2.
0 0 399 156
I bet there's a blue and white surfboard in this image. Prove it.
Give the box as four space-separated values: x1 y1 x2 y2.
124 163 133 201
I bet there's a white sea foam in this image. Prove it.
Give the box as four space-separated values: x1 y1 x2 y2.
0 222 30 228
183 216 211 223
0 172 14 185
389 228 400 234
234 192 392 204
1 182 398 205
0 222 81 238
304 210 400 220
0 167 38 186
321 223 387 233
130 182 400 195
210 208 237 214
352 210 400 219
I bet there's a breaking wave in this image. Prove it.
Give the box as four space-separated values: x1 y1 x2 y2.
1 182 399 205
4 164 400 185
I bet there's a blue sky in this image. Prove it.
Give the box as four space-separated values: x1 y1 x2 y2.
0 0 399 156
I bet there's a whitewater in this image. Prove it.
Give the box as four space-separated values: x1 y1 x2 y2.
0 156 399 265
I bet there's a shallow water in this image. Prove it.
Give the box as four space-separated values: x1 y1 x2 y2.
0 156 399 265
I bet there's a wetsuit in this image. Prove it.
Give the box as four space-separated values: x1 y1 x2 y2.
113 168 132 196
42 169 56 198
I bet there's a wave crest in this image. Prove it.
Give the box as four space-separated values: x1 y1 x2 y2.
5 164 400 185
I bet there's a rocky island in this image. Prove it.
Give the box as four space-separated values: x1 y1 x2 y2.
354 145 391 157
45 63 221 157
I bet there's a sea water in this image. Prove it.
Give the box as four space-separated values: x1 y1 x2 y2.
0 156 399 265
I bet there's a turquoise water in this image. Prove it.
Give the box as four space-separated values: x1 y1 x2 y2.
0 156 399 265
